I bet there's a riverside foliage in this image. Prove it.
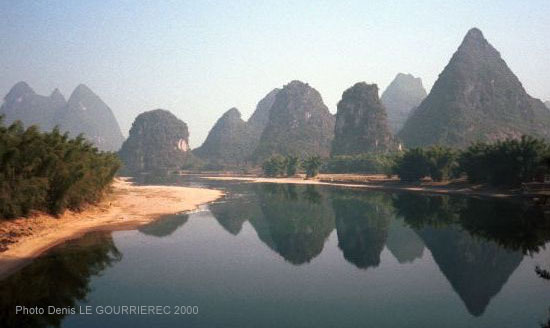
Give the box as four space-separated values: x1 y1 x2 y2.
265 135 550 187
0 118 120 219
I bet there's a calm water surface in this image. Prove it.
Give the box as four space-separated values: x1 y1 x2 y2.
2 179 550 327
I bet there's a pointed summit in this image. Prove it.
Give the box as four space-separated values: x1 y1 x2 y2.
56 84 125 151
194 107 255 166
399 28 550 147
0 82 61 131
5 81 35 102
381 73 427 133
49 88 66 107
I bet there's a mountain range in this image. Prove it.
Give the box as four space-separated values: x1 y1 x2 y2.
0 82 124 151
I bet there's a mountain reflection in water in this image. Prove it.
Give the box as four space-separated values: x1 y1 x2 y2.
2 181 550 327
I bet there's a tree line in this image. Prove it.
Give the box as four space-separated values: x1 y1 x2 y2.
0 118 120 219
265 136 550 187
262 155 322 178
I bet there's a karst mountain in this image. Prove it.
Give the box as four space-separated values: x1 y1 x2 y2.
380 73 427 133
0 82 124 151
399 28 550 147
332 82 397 155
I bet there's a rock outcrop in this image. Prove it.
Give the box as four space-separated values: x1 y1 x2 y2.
545 101 550 110
118 109 194 173
253 81 335 161
399 28 550 147
332 82 397 155
380 73 426 133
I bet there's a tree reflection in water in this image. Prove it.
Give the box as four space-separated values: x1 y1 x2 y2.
0 232 121 328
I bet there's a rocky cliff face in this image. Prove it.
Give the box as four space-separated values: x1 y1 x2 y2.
545 101 550 110
380 73 426 133
332 82 397 155
253 81 335 161
193 108 255 165
399 28 550 147
118 109 194 173
0 82 124 151
248 88 280 133
55 84 124 151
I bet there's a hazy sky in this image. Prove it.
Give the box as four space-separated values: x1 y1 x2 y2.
1 1 549 147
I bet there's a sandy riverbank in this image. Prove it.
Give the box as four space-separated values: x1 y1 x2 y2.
202 174 520 199
0 178 223 279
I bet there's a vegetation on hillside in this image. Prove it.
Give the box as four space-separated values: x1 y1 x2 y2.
0 118 120 219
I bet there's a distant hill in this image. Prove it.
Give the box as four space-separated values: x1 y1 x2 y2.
380 73 426 133
193 108 255 165
332 82 397 155
253 80 335 161
0 82 124 151
0 82 64 132
399 28 550 147
118 109 196 174
55 84 124 151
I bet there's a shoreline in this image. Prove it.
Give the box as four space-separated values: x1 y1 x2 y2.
201 175 525 199
0 178 223 279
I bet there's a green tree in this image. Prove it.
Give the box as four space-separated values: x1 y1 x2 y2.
425 146 458 181
285 156 298 176
0 117 120 219
262 155 286 177
458 136 549 186
392 148 429 181
303 156 322 178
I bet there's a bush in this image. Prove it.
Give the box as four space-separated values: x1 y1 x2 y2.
458 136 550 186
322 153 396 175
392 148 430 181
262 155 286 177
285 156 299 176
0 118 120 218
303 156 322 178
425 146 458 182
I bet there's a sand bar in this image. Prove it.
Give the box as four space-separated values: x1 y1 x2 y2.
202 175 519 199
0 178 223 279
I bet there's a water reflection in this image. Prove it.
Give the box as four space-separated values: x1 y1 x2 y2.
4 181 550 327
332 191 392 269
138 214 189 237
386 217 424 264
0 232 121 328
392 193 550 316
248 184 335 265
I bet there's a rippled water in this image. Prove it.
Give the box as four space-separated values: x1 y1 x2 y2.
2 180 550 327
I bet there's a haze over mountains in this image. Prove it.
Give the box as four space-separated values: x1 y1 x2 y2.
0 82 124 151
193 89 280 166
380 73 427 133
2 27 549 170
399 28 550 147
